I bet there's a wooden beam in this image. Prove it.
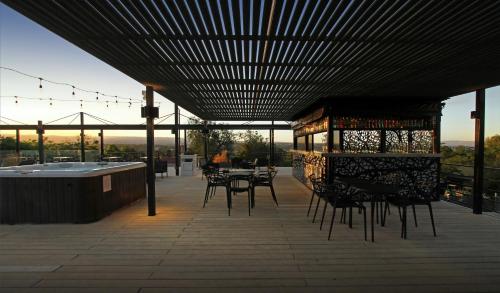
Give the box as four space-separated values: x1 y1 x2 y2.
99 129 104 160
80 112 85 162
0 124 291 131
145 86 156 216
473 89 485 214
36 120 44 164
174 104 180 176
15 129 20 157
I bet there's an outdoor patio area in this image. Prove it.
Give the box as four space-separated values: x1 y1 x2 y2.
1 173 500 292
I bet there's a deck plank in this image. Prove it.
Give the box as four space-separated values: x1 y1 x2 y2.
1 174 500 292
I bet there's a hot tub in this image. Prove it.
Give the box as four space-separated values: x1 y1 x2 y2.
0 162 146 224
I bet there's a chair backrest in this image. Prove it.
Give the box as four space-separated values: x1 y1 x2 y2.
230 174 252 191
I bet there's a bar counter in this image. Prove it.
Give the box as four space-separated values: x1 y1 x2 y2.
291 150 441 200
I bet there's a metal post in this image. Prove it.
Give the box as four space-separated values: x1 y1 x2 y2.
99 129 104 160
327 111 334 183
408 131 414 153
37 120 44 164
379 130 387 153
174 104 180 176
203 120 209 162
15 129 20 157
473 89 485 214
184 129 187 153
145 86 156 216
433 114 441 154
269 121 275 165
80 112 85 162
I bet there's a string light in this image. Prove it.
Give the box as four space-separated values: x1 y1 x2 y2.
80 99 83 108
96 91 99 100
115 96 118 104
49 97 53 106
72 86 75 96
1 66 143 103
15 96 18 104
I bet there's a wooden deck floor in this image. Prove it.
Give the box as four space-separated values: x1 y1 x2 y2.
2 173 500 292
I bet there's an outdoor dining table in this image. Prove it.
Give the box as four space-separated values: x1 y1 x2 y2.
220 168 257 214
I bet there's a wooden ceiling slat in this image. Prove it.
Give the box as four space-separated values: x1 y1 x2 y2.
3 0 500 120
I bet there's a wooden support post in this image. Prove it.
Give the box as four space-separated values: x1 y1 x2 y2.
174 104 180 176
99 129 104 160
37 120 44 164
15 129 20 157
473 89 485 214
145 86 156 216
293 135 297 150
80 112 85 162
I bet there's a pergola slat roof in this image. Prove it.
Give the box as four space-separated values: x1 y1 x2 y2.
3 0 500 120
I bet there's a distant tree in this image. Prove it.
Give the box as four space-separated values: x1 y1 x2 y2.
187 118 235 159
236 130 268 164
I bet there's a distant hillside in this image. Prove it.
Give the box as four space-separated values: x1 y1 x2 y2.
4 134 292 147
443 140 474 147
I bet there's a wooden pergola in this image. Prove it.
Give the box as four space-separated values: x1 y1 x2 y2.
2 0 500 215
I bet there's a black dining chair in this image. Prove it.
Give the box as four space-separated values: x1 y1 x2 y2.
252 168 278 207
307 174 323 217
228 174 253 216
325 180 367 241
384 183 442 239
203 169 227 208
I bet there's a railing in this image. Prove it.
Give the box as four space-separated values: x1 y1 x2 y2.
441 163 500 212
0 150 295 167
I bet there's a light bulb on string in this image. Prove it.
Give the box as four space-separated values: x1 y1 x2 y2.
96 92 99 100
38 78 43 89
80 99 83 108
72 86 75 96
15 96 18 104
49 98 53 106
115 96 118 104
106 101 109 108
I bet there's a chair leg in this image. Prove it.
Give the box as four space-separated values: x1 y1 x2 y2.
307 191 316 216
340 208 345 224
312 196 321 223
251 187 255 208
382 201 389 226
363 207 367 241
371 201 375 242
248 191 251 216
226 187 231 216
402 206 407 239
270 184 278 207
203 185 210 208
375 201 379 224
412 204 418 227
428 203 437 237
349 207 353 229
328 204 337 240
211 186 216 198
320 200 328 230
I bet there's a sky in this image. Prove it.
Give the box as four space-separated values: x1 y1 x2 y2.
1 3 499 144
